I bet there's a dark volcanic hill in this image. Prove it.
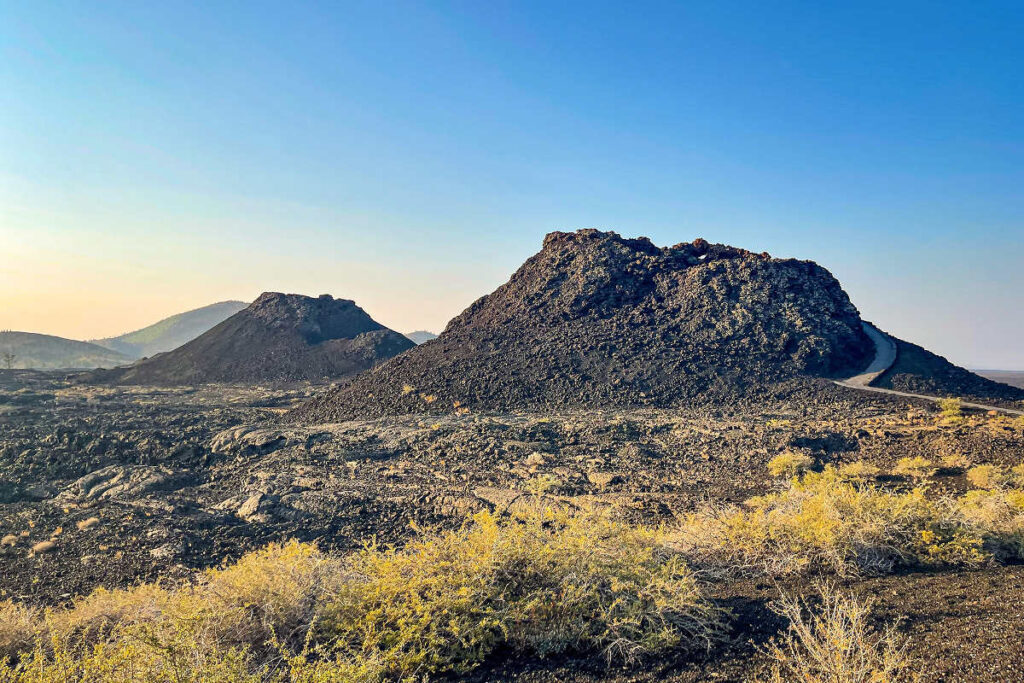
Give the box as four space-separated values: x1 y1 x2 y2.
89 293 414 385
294 230 876 420
293 230 1024 422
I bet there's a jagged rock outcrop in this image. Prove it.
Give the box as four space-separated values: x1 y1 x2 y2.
292 230 877 420
89 293 414 385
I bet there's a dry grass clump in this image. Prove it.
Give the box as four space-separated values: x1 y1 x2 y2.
2 542 354 682
522 472 561 495
0 510 724 681
837 461 880 481
892 457 935 480
939 453 972 471
0 602 37 663
671 467 989 577
768 451 815 478
956 488 1024 561
966 464 1024 490
764 583 917 682
967 464 1007 490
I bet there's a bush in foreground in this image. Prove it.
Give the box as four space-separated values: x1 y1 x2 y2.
0 509 724 681
0 602 36 664
765 583 916 683
671 467 1024 577
324 508 724 675
767 451 815 478
892 457 935 480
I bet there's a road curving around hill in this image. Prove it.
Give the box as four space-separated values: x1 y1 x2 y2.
834 322 1024 417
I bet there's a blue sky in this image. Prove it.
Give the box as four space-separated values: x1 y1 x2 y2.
2 1 1022 368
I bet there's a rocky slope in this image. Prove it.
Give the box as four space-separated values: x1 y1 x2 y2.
92 301 248 358
88 293 414 385
878 339 1024 402
293 230 878 421
0 332 133 370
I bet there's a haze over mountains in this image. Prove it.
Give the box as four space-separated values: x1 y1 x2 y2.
404 331 438 345
90 293 414 385
1 302 248 370
92 301 248 359
295 230 1024 422
0 332 132 370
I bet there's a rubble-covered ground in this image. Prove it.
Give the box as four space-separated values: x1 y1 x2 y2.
2 369 1024 680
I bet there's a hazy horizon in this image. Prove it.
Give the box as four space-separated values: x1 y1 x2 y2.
3 2 1022 370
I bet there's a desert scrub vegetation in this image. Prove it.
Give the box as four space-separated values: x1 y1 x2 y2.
323 507 724 674
0 509 725 681
521 472 561 495
837 461 880 481
891 457 935 480
939 453 972 471
966 463 1024 490
764 583 917 683
937 397 963 422
671 466 1024 577
767 451 815 478
0 602 36 664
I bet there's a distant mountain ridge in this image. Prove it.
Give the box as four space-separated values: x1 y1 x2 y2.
89 293 415 385
404 331 438 344
92 301 248 358
0 332 132 370
973 370 1024 390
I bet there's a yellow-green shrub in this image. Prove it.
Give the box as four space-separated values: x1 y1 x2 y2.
938 398 963 419
768 451 815 478
0 542 360 682
671 467 986 576
0 513 724 681
892 457 935 480
955 488 1024 561
965 464 1024 491
967 464 1007 490
325 508 723 676
195 540 347 652
838 461 880 481
940 453 972 471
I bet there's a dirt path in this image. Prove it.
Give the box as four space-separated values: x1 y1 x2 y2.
834 322 1024 417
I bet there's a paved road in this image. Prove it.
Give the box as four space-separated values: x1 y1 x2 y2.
842 322 898 387
833 322 1024 417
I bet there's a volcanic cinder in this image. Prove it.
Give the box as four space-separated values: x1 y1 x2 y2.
90 293 414 385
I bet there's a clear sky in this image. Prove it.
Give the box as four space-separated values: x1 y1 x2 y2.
2 1 1022 368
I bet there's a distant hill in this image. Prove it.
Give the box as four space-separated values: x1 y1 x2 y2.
974 370 1024 389
92 301 248 358
404 331 438 344
875 342 1024 399
0 332 132 370
89 293 414 385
